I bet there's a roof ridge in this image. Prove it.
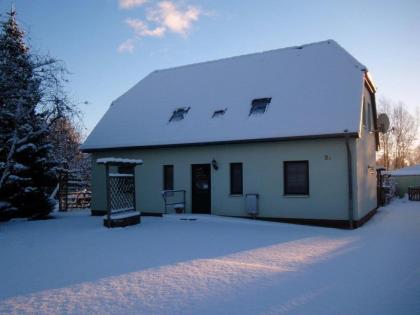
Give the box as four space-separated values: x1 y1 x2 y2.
330 40 367 71
153 39 337 74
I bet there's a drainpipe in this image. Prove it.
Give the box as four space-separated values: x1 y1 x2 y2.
344 130 354 229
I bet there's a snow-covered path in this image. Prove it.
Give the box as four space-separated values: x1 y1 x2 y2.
0 199 419 315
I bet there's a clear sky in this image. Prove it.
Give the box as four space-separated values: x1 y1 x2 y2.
1 0 419 135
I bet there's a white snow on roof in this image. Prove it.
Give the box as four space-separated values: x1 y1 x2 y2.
388 165 420 176
96 157 143 165
82 40 367 151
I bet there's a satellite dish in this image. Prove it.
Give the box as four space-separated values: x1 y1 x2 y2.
377 113 390 133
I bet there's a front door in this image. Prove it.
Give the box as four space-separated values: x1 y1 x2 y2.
191 164 211 214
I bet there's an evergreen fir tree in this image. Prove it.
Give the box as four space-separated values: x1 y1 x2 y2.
0 10 57 219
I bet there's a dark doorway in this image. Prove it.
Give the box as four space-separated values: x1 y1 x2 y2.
191 164 211 214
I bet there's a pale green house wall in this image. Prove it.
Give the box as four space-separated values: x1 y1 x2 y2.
91 162 107 213
393 176 420 197
354 87 378 220
90 137 371 221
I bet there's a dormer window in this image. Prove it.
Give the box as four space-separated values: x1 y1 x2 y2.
169 107 190 122
250 98 271 115
212 108 227 118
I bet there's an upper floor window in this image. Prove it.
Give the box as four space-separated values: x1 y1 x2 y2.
362 98 373 132
250 98 271 115
169 107 190 122
366 102 372 131
362 99 367 129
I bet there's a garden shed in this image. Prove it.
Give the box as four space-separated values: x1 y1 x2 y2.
387 165 420 198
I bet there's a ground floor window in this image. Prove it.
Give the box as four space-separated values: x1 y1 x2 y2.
230 163 243 195
163 165 174 190
284 161 309 195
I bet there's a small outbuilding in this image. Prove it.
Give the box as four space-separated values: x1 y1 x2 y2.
387 165 420 198
82 40 381 229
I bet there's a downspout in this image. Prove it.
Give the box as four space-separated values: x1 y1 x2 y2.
344 130 354 229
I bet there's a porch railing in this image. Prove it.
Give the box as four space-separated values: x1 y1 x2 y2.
161 190 186 214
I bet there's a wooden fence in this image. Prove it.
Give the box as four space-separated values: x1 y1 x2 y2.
408 186 420 201
58 171 91 211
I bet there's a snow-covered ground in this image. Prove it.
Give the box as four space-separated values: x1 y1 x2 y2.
0 199 419 315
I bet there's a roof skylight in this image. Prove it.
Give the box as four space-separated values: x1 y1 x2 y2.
212 109 227 118
169 107 190 122
250 98 271 115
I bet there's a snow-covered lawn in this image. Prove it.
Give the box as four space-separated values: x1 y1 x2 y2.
0 200 419 315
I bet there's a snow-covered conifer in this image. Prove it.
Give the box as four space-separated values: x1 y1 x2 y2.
0 10 63 219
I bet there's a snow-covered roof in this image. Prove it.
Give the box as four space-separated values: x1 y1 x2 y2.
96 157 143 165
387 165 420 176
82 40 369 151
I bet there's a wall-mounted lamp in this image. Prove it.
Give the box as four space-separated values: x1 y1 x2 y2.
212 159 219 170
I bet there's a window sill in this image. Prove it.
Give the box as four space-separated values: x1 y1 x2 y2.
283 194 310 198
229 194 243 197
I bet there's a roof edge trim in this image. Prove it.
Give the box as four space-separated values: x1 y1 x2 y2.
364 71 376 93
81 132 359 153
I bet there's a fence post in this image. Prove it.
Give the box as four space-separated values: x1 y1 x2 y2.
58 171 69 212
133 167 137 212
105 164 111 228
163 191 168 214
183 190 186 213
58 171 63 212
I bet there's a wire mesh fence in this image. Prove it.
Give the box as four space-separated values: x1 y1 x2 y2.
110 174 135 212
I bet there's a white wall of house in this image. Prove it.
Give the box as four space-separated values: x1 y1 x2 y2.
354 87 378 220
90 137 370 221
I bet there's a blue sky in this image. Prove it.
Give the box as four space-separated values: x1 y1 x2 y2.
1 0 419 135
